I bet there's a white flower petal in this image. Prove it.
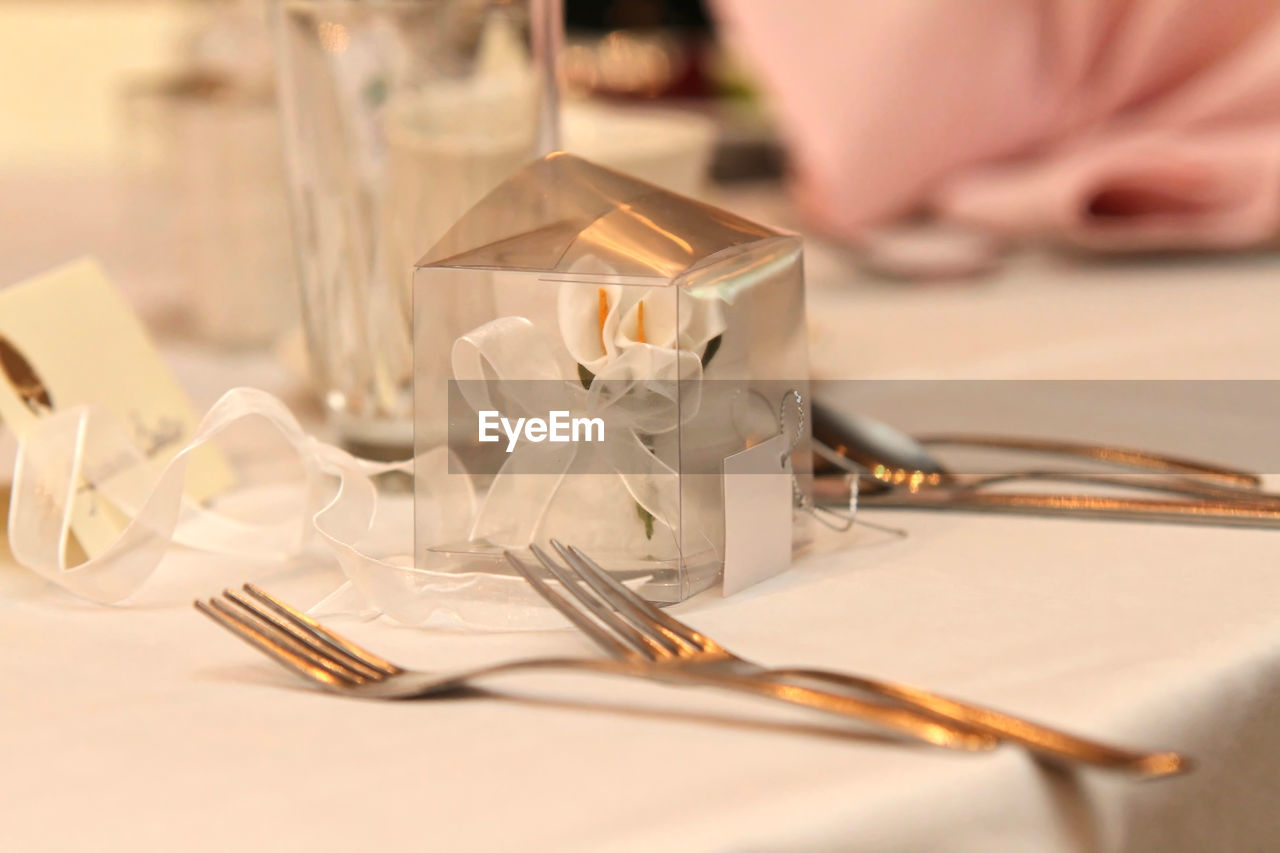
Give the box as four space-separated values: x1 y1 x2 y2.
678 291 727 354
615 289 678 350
557 281 621 373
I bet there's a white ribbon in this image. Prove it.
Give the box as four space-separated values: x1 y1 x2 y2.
6 386 573 629
450 316 708 556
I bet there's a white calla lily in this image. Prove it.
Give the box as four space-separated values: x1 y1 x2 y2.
558 283 726 378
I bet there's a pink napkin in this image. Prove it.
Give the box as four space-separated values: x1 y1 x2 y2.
713 0 1280 250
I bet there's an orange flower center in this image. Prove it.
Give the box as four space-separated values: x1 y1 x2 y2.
597 288 608 351
597 288 646 350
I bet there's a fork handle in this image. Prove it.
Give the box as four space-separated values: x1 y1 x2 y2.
914 433 1260 488
422 658 995 752
955 471 1280 504
763 667 1186 777
857 489 1280 528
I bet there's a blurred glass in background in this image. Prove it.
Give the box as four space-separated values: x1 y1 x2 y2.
0 0 774 363
122 2 296 349
0 1 299 347
273 0 552 455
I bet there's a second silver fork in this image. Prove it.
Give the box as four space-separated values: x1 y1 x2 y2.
196 584 992 750
507 541 1188 778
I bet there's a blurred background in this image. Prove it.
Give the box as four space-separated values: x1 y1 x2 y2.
0 0 772 353
2 0 1278 379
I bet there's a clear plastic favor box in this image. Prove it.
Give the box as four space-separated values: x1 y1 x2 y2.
414 154 810 602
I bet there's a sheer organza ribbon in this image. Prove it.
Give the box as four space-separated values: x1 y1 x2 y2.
5 386 576 629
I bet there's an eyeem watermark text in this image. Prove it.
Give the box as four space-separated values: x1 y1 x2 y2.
478 410 605 453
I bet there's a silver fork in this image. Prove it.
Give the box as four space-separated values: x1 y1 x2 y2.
509 541 1189 778
195 584 996 751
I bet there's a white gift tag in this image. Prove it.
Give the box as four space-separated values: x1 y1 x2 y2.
0 258 234 558
722 432 793 596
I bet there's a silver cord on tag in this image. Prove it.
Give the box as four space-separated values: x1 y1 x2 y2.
777 388 855 532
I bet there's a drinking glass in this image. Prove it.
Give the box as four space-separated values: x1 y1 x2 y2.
272 0 554 456
122 71 297 348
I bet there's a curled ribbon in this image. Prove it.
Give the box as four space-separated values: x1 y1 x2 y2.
6 386 577 629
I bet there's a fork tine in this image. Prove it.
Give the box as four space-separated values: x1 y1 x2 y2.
241 584 400 675
209 594 371 684
554 540 705 652
215 593 372 683
529 544 677 660
504 550 644 663
224 589 386 681
195 599 358 688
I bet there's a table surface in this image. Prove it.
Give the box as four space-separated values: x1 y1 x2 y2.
3 177 1280 852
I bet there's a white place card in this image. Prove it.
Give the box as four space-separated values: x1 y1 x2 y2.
0 258 233 558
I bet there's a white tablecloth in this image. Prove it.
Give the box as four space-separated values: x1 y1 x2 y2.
3 180 1280 852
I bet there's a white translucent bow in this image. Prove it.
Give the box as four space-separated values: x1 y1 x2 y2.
451 297 722 553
